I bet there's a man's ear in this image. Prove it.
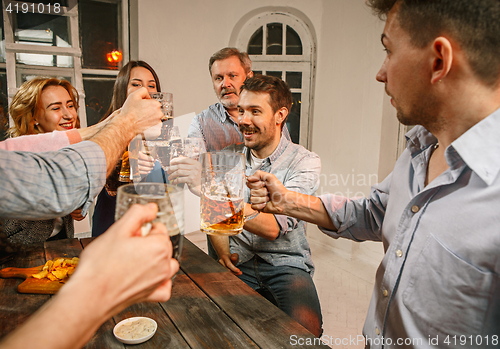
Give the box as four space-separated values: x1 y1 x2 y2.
430 37 453 84
275 107 288 125
247 70 254 79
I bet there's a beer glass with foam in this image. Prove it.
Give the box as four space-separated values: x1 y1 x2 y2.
200 152 257 235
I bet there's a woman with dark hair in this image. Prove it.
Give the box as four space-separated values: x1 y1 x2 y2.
5 77 82 244
104 60 161 118
92 60 161 237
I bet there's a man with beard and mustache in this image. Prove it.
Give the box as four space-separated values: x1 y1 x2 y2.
168 47 290 259
247 0 500 347
209 75 323 337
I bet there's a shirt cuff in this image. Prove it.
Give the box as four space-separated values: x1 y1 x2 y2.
67 141 106 215
274 214 295 238
66 129 82 144
317 194 348 238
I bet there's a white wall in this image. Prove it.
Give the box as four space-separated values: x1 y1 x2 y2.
136 0 396 258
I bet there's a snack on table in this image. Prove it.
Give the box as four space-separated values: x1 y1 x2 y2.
32 257 79 283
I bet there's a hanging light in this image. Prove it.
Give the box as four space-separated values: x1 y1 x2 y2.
106 50 123 63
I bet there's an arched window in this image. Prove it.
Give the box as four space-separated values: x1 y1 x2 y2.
233 11 315 148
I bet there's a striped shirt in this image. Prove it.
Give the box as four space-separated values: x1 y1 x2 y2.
0 141 106 220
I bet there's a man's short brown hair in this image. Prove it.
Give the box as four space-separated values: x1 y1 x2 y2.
240 75 292 129
367 0 500 87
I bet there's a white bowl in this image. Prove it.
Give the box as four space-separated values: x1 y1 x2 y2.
113 317 157 345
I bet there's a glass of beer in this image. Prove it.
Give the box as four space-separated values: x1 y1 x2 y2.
116 183 184 261
200 152 257 236
118 151 132 182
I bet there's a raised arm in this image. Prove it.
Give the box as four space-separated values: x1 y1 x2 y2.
0 110 121 153
0 142 106 219
90 87 162 177
247 170 337 230
0 88 163 220
0 204 179 349
248 170 392 242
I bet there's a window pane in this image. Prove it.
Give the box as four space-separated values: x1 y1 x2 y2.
0 71 7 141
266 71 282 80
286 71 302 89
79 0 121 70
14 12 73 67
253 70 262 75
15 13 71 46
286 26 302 55
16 53 73 67
247 27 263 55
266 23 282 55
287 92 301 144
83 77 115 126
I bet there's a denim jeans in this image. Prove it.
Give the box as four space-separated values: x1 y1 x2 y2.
237 256 323 337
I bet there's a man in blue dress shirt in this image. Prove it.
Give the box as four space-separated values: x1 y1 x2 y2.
248 1 500 347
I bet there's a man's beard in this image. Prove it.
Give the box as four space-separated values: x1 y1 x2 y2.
240 123 277 152
393 91 443 133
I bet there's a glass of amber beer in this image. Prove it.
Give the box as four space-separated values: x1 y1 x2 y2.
200 152 257 236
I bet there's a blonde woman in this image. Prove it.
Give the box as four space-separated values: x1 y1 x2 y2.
5 77 82 244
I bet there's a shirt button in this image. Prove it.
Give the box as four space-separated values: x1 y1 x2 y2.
383 289 388 297
396 250 403 258
375 327 380 335
411 205 420 213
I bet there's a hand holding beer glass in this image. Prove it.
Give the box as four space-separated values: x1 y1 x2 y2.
200 152 258 235
115 183 184 261
149 92 173 120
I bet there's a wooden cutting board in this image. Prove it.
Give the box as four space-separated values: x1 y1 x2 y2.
0 266 65 294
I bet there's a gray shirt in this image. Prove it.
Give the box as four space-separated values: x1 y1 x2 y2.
230 136 321 274
319 111 500 347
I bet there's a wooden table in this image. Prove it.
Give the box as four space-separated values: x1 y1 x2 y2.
0 236 329 348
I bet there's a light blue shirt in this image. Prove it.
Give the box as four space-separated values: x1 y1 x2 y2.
230 136 321 274
0 141 106 220
320 110 500 348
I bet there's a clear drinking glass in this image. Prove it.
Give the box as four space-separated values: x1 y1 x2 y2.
115 183 184 260
168 126 181 142
149 92 173 121
200 152 258 236
184 137 204 160
153 140 171 171
170 142 185 162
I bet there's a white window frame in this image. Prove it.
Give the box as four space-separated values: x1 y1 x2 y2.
234 11 315 148
2 0 128 128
